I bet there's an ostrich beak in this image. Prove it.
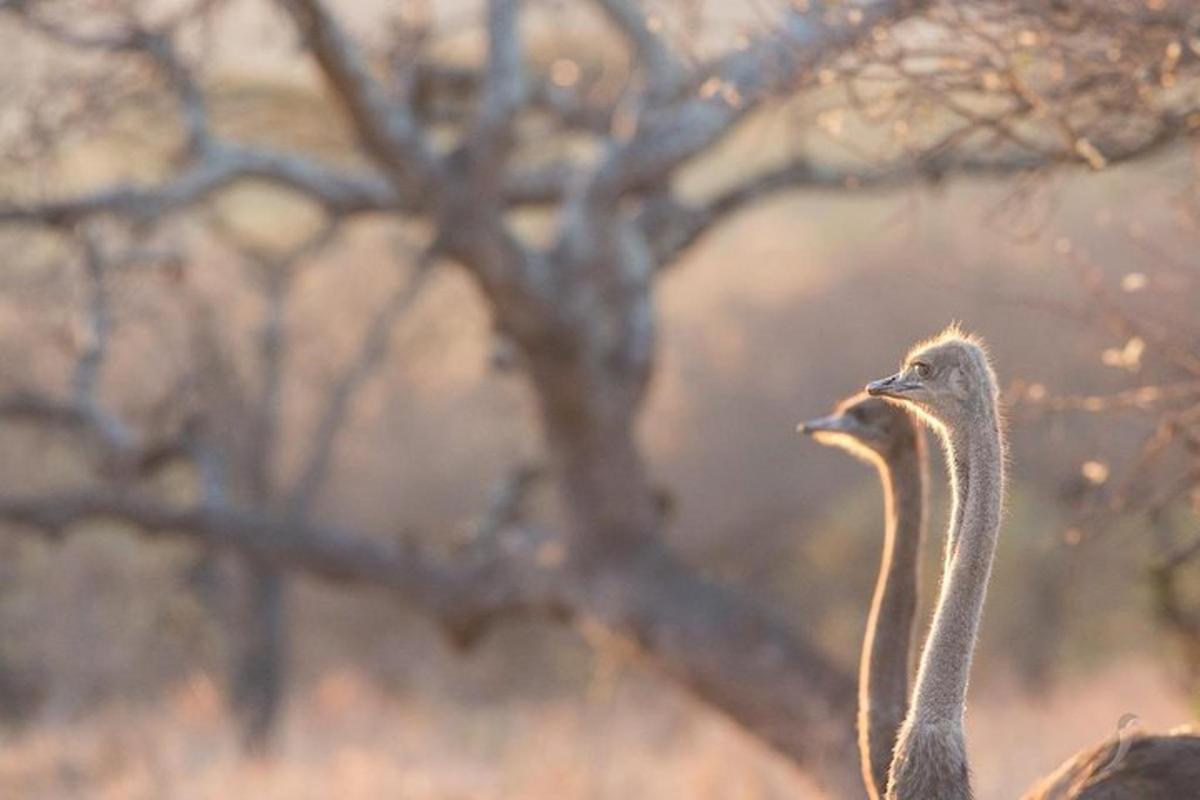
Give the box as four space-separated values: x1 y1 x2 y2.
866 372 919 399
797 413 851 435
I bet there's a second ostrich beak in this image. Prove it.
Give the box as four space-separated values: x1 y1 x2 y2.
796 414 851 435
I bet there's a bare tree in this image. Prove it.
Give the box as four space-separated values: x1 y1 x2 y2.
1 0 1199 792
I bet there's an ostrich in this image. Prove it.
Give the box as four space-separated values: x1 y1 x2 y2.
798 394 926 800
867 325 1200 799
865 325 1004 800
1021 716 1200 798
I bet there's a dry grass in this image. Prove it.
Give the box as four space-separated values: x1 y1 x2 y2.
0 658 1189 800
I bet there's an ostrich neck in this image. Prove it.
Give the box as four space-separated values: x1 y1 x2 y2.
910 414 1003 725
860 435 927 798
946 447 970 569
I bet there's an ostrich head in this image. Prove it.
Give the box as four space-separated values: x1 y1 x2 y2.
865 324 999 432
798 392 920 464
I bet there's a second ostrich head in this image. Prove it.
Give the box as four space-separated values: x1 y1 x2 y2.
865 325 999 432
798 393 920 464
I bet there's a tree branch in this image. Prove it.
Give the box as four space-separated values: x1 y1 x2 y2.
0 383 200 481
287 256 433 515
280 0 441 196
140 29 212 155
0 235 202 476
0 143 401 226
592 0 686 99
650 110 1200 266
0 488 569 643
71 234 111 405
471 463 543 541
591 0 931 199
0 146 589 229
471 0 526 179
3 2 214 155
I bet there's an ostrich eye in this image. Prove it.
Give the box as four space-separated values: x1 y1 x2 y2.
913 362 932 380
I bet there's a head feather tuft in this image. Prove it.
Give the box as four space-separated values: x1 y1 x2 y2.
904 322 986 365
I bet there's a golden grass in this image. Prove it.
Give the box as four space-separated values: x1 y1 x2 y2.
0 658 1189 800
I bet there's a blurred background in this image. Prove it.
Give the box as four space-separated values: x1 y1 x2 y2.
0 0 1199 798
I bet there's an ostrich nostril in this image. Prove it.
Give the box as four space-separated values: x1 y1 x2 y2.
865 374 899 396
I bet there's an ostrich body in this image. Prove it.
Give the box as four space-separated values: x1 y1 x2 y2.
799 394 926 800
867 326 1004 800
1021 719 1200 798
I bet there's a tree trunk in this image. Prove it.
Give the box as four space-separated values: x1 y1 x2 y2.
584 547 864 796
233 562 287 754
521 315 862 795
